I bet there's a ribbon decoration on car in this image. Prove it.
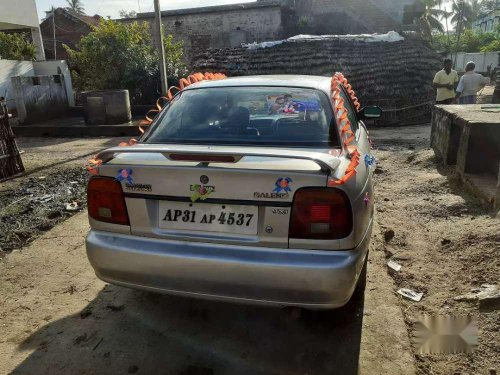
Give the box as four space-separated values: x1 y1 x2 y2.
328 72 362 187
86 72 227 176
140 72 227 133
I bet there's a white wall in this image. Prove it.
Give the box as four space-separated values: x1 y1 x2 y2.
0 0 46 61
450 52 500 72
0 0 39 29
0 60 35 110
33 61 74 106
0 60 74 111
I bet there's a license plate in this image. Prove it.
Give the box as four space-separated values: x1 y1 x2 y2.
158 201 258 235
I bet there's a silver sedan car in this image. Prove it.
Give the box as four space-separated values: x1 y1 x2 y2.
85 75 380 309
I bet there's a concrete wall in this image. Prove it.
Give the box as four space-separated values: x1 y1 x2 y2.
294 0 403 34
431 105 500 207
0 60 74 112
450 52 500 72
0 60 35 110
11 75 68 124
33 61 75 106
0 0 45 60
0 0 39 29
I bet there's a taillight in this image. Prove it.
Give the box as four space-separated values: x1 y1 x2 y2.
87 177 129 225
289 188 352 240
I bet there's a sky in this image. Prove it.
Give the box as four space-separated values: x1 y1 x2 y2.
35 0 255 20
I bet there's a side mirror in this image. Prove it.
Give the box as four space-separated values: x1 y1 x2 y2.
360 106 383 119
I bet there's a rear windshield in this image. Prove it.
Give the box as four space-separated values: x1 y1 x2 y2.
144 86 340 147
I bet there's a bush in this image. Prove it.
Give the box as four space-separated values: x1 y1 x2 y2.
432 26 500 53
0 32 36 61
65 20 188 104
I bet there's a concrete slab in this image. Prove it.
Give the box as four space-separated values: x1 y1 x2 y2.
431 104 500 207
434 104 500 124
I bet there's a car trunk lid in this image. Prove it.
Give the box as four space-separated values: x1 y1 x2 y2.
96 144 341 248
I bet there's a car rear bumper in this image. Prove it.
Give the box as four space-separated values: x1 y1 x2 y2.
86 219 372 309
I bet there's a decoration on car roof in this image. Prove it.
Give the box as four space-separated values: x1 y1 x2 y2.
328 72 362 187
140 72 227 133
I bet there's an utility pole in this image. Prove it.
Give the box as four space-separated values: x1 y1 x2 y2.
154 0 168 95
52 8 57 60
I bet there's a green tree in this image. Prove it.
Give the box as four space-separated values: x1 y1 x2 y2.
65 20 187 103
481 24 500 51
432 25 499 52
0 32 36 61
451 0 475 30
66 0 85 14
416 0 447 40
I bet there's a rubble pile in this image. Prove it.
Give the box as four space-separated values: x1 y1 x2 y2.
193 35 443 125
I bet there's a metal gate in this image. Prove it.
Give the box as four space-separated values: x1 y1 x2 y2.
0 98 24 180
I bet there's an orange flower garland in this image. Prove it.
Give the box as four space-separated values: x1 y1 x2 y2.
328 72 361 186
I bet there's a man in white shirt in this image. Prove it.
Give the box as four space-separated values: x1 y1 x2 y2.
456 61 490 104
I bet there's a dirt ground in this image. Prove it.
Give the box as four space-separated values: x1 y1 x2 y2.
0 126 498 375
0 138 122 254
372 125 499 375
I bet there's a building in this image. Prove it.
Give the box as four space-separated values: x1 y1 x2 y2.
123 0 292 62
473 8 500 32
292 0 422 35
0 0 45 60
121 0 424 63
40 8 102 60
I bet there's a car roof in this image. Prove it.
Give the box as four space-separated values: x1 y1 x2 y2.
185 75 332 94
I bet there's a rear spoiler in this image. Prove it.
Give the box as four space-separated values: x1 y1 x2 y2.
97 144 341 175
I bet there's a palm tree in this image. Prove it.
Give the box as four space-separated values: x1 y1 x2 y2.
66 0 85 14
450 0 475 65
416 0 447 40
451 0 474 29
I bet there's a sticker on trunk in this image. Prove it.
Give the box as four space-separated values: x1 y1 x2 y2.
190 175 215 202
254 177 293 199
116 168 133 184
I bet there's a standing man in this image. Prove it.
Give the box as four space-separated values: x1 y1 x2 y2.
433 59 459 105
455 61 490 104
